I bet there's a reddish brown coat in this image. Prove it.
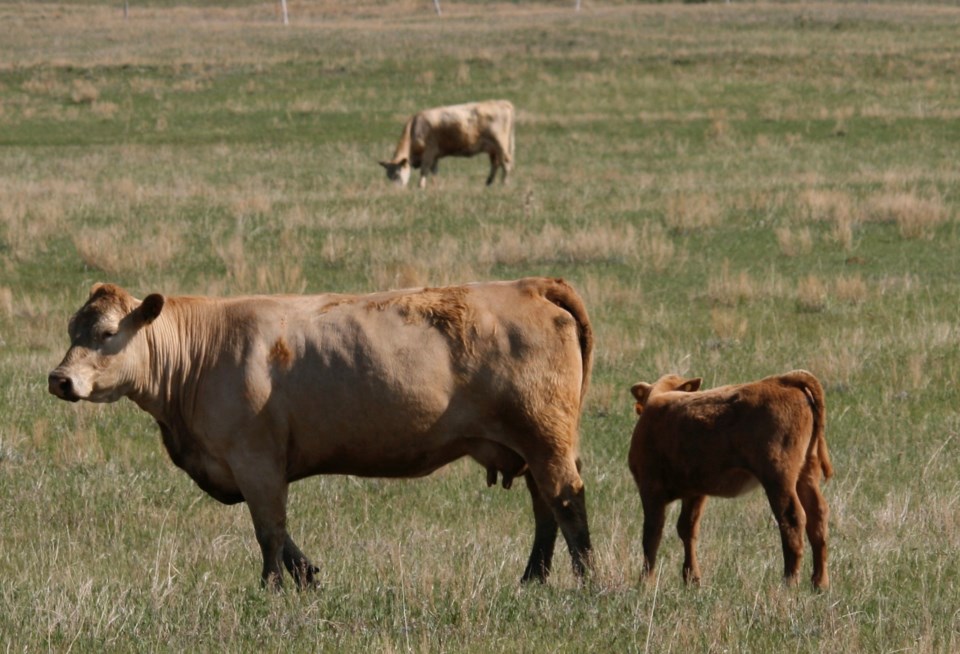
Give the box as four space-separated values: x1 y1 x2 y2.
628 371 832 589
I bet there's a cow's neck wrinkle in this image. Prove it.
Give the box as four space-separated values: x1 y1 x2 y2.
130 298 226 426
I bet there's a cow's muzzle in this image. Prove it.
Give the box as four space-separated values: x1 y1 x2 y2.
48 371 81 402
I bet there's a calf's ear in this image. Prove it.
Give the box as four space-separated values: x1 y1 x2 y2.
379 161 391 169
132 293 165 327
630 382 652 414
679 377 703 392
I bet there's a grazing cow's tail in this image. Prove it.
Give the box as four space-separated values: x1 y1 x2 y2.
538 278 593 406
782 370 833 480
505 101 516 165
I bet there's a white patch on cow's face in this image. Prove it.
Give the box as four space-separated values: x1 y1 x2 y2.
49 289 159 404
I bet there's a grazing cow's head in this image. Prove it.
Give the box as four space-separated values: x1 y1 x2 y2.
630 375 702 415
379 158 411 187
48 283 165 403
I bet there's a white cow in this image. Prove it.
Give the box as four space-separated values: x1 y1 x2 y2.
380 100 515 188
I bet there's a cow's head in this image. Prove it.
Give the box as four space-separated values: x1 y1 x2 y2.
48 283 164 403
630 375 702 415
379 158 411 187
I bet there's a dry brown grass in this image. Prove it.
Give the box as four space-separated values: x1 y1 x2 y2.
664 191 723 233
710 307 748 342
796 274 828 312
775 226 813 257
834 273 869 305
477 222 642 267
867 191 949 240
69 79 99 104
73 222 186 276
705 260 760 307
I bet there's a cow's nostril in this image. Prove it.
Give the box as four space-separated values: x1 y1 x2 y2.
48 373 74 399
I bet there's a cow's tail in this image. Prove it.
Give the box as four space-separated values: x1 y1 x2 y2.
504 100 516 165
781 370 833 480
538 278 593 407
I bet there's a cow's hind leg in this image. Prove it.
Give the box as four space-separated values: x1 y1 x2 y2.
677 495 707 585
527 454 592 580
762 481 806 586
797 473 830 590
486 152 500 186
521 471 559 583
282 535 319 590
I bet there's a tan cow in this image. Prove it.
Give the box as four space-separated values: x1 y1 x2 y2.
628 371 832 589
48 277 592 589
379 100 515 188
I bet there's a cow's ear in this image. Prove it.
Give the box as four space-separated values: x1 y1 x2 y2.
679 378 703 393
631 382 652 414
89 282 105 297
397 158 408 167
379 161 391 169
133 293 165 327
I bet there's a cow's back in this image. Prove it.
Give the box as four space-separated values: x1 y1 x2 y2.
249 279 587 480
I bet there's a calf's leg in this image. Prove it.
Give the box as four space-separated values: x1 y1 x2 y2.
640 493 667 583
797 474 830 590
677 495 707 585
763 482 806 586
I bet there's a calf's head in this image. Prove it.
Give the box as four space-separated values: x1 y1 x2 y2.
630 374 702 415
379 158 411 187
48 283 164 403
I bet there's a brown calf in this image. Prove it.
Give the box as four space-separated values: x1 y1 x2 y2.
628 371 833 589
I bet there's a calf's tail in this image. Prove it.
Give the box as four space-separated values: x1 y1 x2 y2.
781 370 833 480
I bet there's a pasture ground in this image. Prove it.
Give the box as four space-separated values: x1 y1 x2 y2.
1 1 959 651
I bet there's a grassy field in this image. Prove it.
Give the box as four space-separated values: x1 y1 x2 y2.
2 1 959 651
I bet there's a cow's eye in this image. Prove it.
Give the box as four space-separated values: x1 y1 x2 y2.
101 330 117 342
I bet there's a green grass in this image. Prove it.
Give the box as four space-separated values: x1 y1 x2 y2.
2 1 960 651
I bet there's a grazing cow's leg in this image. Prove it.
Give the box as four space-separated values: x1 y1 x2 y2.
521 471 559 583
797 473 830 590
763 483 806 586
419 148 438 188
486 152 500 186
527 453 592 579
677 495 708 585
282 535 319 590
640 493 667 583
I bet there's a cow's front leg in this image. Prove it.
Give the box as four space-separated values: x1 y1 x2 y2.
419 149 438 188
232 460 293 590
283 534 319 590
